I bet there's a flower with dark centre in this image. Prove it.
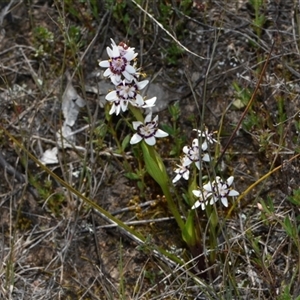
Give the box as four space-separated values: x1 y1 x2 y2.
137 120 156 139
207 176 239 207
116 81 137 100
172 160 190 183
182 138 210 170
192 176 239 210
109 56 127 75
130 114 168 146
105 79 150 115
99 39 137 85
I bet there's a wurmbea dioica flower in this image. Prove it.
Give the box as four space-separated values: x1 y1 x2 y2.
192 176 239 210
172 128 217 183
193 127 218 149
99 39 137 85
172 161 190 183
191 189 211 210
207 176 239 207
182 138 211 170
130 114 168 146
105 78 157 115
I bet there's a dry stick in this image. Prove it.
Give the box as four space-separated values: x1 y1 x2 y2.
130 0 205 60
215 41 275 168
91 217 175 229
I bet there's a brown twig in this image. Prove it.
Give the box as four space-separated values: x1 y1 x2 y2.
216 41 275 167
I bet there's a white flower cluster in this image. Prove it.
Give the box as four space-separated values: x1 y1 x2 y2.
172 128 214 183
99 39 168 145
173 127 239 210
192 176 239 210
99 39 239 211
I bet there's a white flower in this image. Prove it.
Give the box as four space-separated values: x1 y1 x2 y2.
99 39 137 85
205 176 239 207
193 127 218 149
172 163 190 183
191 189 211 210
107 99 127 115
191 176 239 210
182 138 211 170
130 114 168 146
105 79 149 115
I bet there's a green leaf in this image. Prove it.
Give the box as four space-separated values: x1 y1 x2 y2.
140 141 184 231
182 211 196 245
141 141 168 185
287 189 300 206
121 134 131 151
283 216 295 238
124 172 140 180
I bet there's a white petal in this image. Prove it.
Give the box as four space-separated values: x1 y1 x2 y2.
111 75 121 85
195 161 201 170
202 153 211 162
132 121 142 130
145 136 156 146
172 174 181 184
221 197 228 207
111 45 120 57
182 146 189 155
103 68 112 77
155 129 168 138
120 100 128 112
143 97 156 107
227 176 234 186
192 190 201 197
122 70 133 81
192 138 199 147
182 156 192 166
110 38 117 46
106 46 113 57
124 50 136 61
153 115 159 123
203 182 213 192
191 200 201 210
228 190 239 196
130 134 143 144
182 170 190 180
134 94 145 106
201 141 208 151
105 91 117 101
136 80 149 90
144 113 152 123
124 64 136 74
99 60 110 67
109 104 117 115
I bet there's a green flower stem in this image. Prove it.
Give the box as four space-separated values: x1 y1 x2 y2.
182 210 198 246
128 105 184 231
141 141 184 231
207 205 218 264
